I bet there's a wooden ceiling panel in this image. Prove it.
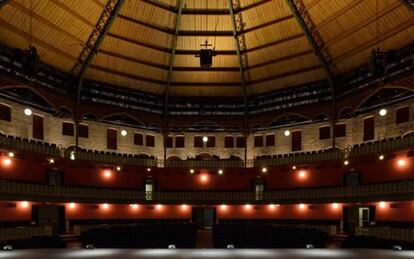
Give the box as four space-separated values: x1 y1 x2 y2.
249 68 326 94
240 0 292 29
100 35 171 66
306 0 357 26
180 14 232 31
172 71 240 83
86 68 165 95
176 36 235 51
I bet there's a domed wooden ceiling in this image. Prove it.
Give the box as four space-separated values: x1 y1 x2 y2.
0 0 413 96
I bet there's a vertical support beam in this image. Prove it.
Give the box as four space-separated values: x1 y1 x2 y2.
285 0 337 148
227 0 250 167
399 0 414 12
72 0 125 152
163 0 184 163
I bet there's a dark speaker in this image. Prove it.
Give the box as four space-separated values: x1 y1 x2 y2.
200 49 213 68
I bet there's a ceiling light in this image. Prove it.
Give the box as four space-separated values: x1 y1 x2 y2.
24 108 32 116
190 169 194 174
48 158 55 164
202 136 208 143
69 202 76 209
2 158 11 166
147 168 151 172
397 159 406 167
379 108 387 116
121 130 127 136
261 167 267 173
292 165 296 170
8 152 14 158
102 203 109 209
218 169 223 175
343 160 349 166
379 154 384 160
379 201 386 208
284 130 290 137
116 166 121 171
130 204 138 209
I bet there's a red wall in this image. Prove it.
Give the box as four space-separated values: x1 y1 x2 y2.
1 152 414 191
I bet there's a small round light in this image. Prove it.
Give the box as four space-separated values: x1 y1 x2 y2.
3 158 11 166
24 108 32 116
156 204 162 210
130 204 139 209
103 170 112 178
343 160 349 166
332 203 339 209
200 174 208 182
20 201 29 208
298 170 306 178
379 155 384 160
292 165 296 170
261 167 267 173
202 136 208 143
379 108 387 116
379 201 386 208
69 202 76 209
284 130 291 137
8 152 14 158
116 166 121 172
299 203 306 210
121 130 127 136
48 158 55 164
220 204 227 210
102 203 109 209
245 204 251 210
397 159 406 167
218 169 223 175
269 204 276 210
190 169 194 174
182 204 188 210
147 168 151 172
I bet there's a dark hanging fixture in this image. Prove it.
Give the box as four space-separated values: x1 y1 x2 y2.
196 40 217 68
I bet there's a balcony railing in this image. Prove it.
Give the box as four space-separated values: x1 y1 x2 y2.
355 227 414 242
1 133 413 168
1 179 414 204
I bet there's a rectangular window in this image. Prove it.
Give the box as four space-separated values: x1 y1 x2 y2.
254 135 263 147
291 131 302 151
206 136 215 148
335 124 346 138
107 128 117 150
166 136 173 148
78 124 89 138
194 136 203 148
396 107 410 124
62 122 74 136
32 114 44 140
146 135 155 147
0 104 11 122
319 126 331 140
265 134 275 146
363 117 375 141
134 133 143 145
224 136 234 148
175 136 185 148
236 136 246 148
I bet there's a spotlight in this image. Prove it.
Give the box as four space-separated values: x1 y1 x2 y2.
284 130 290 137
48 158 55 164
168 244 176 249
181 204 187 210
299 203 306 210
156 204 162 210
379 201 386 208
218 169 223 175
85 244 95 249
116 166 121 172
292 165 297 170
379 108 387 117
24 108 32 116
298 170 306 178
103 170 112 178
200 174 208 182
121 130 127 136
379 154 384 160
146 168 151 172
397 159 406 167
2 158 11 166
393 245 402 251
261 167 267 173
245 204 251 210
269 204 276 210
220 204 227 210
68 202 76 209
227 244 235 249
102 203 109 209
306 244 314 249
20 201 29 208
130 204 139 209
190 169 194 174
2 245 13 250
332 203 339 209
202 136 208 143
8 152 14 158
343 160 349 166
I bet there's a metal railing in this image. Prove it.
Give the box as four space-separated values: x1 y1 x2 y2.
356 227 414 242
1 133 414 168
1 179 414 204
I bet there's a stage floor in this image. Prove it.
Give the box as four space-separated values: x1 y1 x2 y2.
0 249 414 259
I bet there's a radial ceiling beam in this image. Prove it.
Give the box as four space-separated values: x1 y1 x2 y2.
163 0 184 162
285 0 337 147
72 0 125 151
399 0 414 11
228 0 249 164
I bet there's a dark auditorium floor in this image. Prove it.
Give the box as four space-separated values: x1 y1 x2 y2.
0 249 413 258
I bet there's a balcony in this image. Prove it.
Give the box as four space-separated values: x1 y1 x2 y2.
1 179 414 204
